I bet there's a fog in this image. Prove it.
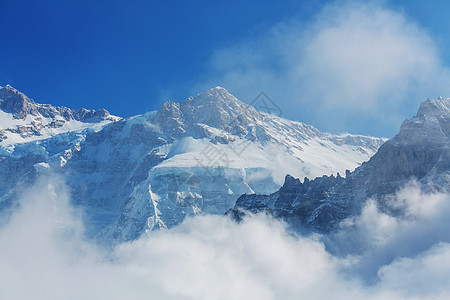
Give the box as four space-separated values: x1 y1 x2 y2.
0 176 449 299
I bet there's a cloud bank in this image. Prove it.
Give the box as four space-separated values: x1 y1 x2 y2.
194 1 450 136
0 176 450 299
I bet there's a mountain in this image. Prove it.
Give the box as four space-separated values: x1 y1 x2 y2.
0 85 385 242
0 84 120 146
230 97 450 232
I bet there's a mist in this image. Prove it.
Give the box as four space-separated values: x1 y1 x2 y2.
1 175 449 299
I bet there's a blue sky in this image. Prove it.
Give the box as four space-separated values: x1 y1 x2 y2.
1 0 450 137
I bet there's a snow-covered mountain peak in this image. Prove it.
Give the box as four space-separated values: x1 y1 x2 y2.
193 86 237 100
417 97 450 118
183 87 261 130
0 85 120 145
397 97 450 145
0 85 119 122
186 86 258 115
0 84 38 119
149 87 263 138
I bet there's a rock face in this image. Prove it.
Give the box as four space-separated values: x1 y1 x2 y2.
0 85 385 242
231 97 450 232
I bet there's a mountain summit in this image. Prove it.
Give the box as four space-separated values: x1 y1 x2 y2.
153 87 263 138
0 85 119 145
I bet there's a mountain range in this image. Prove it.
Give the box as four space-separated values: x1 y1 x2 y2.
0 85 385 242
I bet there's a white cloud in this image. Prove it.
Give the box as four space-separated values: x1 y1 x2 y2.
194 1 450 136
298 2 439 106
1 176 450 299
378 242 450 298
325 180 450 286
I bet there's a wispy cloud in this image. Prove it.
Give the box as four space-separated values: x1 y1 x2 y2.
194 1 450 136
